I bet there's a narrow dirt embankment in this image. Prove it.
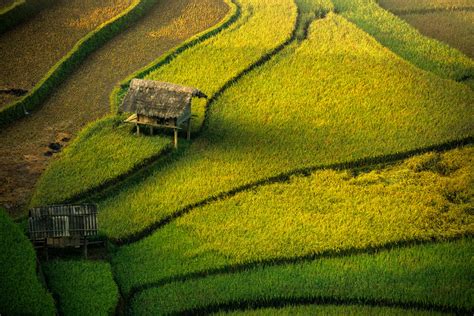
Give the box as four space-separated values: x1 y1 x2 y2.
0 0 228 216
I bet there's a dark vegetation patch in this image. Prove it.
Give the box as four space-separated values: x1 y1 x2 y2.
0 208 55 315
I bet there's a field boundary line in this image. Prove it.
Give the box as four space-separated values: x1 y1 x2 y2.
109 0 240 113
199 2 306 134
125 236 472 314
0 0 159 127
107 137 472 245
126 236 470 297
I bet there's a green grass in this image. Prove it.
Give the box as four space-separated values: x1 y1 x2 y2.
214 305 445 315
112 146 474 293
43 260 118 316
30 116 170 206
0 208 55 315
97 12 473 240
31 0 297 208
130 239 473 315
332 0 474 83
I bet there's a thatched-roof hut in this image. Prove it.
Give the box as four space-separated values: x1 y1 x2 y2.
120 79 207 148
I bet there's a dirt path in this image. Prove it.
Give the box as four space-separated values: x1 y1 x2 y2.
0 0 134 108
0 0 228 217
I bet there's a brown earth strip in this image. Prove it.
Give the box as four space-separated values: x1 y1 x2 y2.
0 0 228 217
0 0 134 108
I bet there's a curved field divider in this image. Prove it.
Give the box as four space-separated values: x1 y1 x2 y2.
111 146 473 294
0 0 53 34
31 0 298 208
128 239 473 315
94 12 472 240
0 0 156 127
103 137 472 246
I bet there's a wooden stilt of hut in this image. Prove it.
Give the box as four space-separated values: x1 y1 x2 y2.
119 79 207 148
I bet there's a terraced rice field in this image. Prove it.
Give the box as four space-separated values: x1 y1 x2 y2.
1 0 473 314
379 0 474 58
0 0 227 216
99 11 471 240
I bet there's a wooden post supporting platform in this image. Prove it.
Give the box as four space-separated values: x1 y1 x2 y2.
187 118 191 141
174 128 178 149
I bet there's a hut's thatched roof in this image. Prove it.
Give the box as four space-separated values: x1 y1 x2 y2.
119 79 207 118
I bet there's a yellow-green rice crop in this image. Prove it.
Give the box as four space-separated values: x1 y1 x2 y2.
31 0 297 207
144 0 297 93
112 147 473 293
43 260 119 316
139 0 297 127
30 117 170 207
332 0 474 82
129 239 473 314
98 13 473 240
